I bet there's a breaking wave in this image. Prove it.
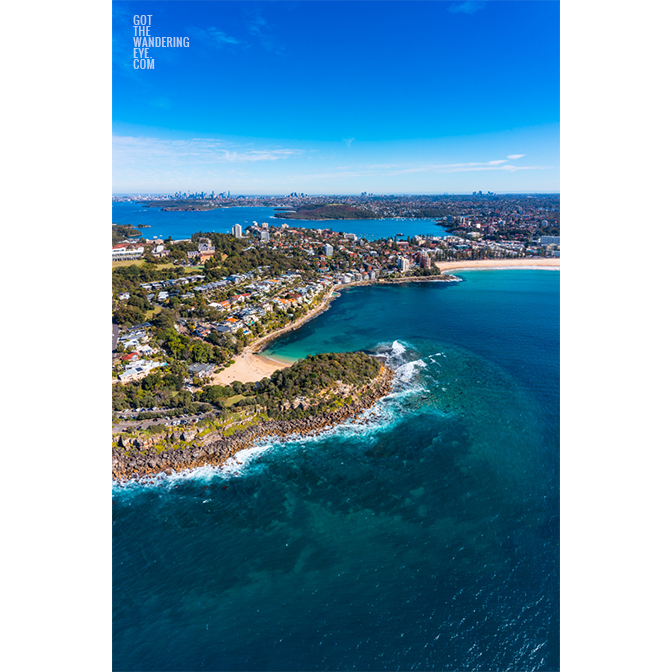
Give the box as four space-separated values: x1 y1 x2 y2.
114 339 431 493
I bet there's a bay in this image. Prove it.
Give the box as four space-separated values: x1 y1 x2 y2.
112 201 449 241
113 270 559 671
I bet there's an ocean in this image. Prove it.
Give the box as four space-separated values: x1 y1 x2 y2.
112 201 450 242
113 270 559 671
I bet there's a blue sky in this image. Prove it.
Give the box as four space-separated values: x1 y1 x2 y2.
113 1 559 194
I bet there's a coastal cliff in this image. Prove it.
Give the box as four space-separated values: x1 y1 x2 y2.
113 364 393 482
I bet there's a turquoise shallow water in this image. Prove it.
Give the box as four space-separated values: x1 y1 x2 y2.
113 270 559 671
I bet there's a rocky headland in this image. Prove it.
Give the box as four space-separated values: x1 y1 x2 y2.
113 365 394 483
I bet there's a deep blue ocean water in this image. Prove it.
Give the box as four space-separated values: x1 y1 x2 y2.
112 201 448 241
113 270 559 671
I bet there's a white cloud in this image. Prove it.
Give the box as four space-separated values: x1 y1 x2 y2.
206 27 242 46
448 2 487 16
247 14 269 37
188 26 245 48
507 154 526 160
366 160 552 177
246 12 283 54
113 136 303 167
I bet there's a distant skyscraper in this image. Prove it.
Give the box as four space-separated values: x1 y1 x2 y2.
324 243 333 257
261 230 270 242
233 224 243 238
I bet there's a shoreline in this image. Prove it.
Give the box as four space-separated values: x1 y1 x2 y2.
435 258 559 272
211 286 347 385
209 265 556 388
113 365 394 483
210 290 341 386
211 275 461 386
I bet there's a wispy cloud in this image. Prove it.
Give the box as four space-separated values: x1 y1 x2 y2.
507 154 526 160
246 11 283 54
372 158 544 176
205 27 243 46
247 14 269 38
289 158 552 183
448 2 487 15
343 138 355 148
113 136 303 167
188 26 245 49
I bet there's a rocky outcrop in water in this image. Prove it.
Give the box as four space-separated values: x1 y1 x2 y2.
112 367 393 482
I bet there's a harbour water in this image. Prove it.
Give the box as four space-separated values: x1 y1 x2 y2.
113 270 559 671
112 201 449 242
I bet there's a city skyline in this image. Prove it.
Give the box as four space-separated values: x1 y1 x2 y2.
113 1 559 194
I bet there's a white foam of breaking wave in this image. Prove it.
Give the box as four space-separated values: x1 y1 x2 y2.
382 340 410 369
259 343 430 448
273 397 406 447
394 358 427 384
112 444 273 493
113 342 431 492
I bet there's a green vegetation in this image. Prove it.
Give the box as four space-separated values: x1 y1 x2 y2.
113 224 142 244
112 291 157 325
135 405 212 421
278 203 379 220
179 231 318 281
155 326 230 364
197 351 382 420
410 263 441 277
113 367 188 412
113 259 148 269
112 262 202 295
114 304 147 326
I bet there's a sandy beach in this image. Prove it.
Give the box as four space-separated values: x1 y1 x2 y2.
435 258 559 272
209 291 339 386
209 261 558 386
210 351 290 386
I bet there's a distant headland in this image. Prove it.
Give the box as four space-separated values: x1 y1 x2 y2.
273 203 380 220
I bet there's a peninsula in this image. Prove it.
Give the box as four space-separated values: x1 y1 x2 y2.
113 352 393 481
273 203 379 220
112 193 560 480
142 200 225 212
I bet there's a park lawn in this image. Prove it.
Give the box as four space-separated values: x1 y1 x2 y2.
111 260 204 271
112 259 146 269
223 394 247 407
112 260 175 270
